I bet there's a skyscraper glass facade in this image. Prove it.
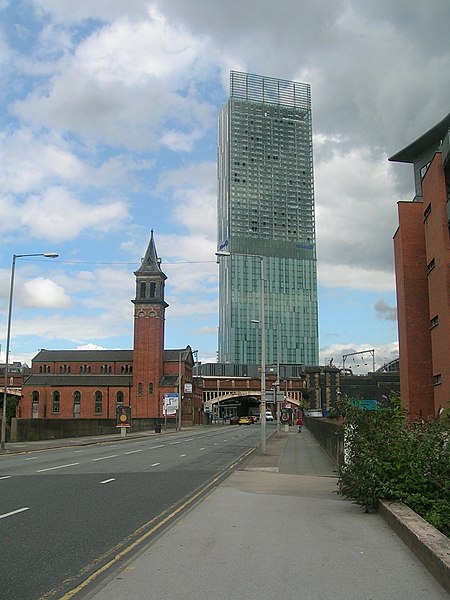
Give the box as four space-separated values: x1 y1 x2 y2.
217 71 319 366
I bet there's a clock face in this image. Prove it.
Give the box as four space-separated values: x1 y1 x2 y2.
119 413 127 422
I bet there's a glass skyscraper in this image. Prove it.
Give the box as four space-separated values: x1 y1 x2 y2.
217 71 319 366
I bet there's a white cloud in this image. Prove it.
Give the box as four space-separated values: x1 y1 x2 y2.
12 6 215 151
0 129 141 194
17 187 129 242
318 263 395 292
315 146 399 289
32 0 151 23
22 277 72 308
157 162 217 239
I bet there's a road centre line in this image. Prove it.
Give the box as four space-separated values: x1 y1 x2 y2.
170 441 180 445
150 463 160 467
100 479 116 484
37 463 79 473
200 448 205 450
0 507 30 520
0 475 12 480
180 454 187 457
148 444 165 449
92 455 117 462
24 457 38 460
124 449 143 455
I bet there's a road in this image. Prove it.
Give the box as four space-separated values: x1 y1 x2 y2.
0 425 267 599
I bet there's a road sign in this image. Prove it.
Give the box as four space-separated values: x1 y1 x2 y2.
116 405 131 428
265 390 274 404
163 393 178 416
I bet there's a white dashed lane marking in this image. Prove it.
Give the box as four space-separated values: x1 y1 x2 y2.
37 463 79 473
0 507 30 520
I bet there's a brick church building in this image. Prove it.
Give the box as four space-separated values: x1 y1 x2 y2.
20 232 201 425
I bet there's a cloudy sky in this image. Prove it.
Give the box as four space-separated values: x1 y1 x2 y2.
1 0 449 373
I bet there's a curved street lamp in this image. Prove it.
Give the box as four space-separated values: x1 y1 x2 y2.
1 253 59 452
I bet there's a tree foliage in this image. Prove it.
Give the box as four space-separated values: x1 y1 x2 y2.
337 395 450 537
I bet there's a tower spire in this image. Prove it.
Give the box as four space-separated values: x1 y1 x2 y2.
135 229 167 278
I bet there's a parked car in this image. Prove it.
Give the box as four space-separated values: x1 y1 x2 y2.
247 415 256 424
238 416 251 425
265 411 274 421
229 416 240 425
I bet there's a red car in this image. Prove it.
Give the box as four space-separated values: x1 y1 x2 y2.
229 416 240 425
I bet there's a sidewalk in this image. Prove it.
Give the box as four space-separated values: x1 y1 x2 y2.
84 426 448 600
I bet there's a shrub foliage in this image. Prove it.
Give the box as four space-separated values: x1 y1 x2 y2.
337 395 450 537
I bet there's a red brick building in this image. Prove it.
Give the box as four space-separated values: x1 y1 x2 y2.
390 113 450 420
21 232 202 425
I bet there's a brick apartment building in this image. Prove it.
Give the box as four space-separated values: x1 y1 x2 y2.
390 112 450 420
20 232 202 425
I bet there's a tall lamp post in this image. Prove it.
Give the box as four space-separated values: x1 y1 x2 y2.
1 252 58 452
216 251 266 454
178 351 182 431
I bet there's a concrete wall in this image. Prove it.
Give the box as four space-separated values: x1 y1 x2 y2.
304 416 344 465
10 417 177 442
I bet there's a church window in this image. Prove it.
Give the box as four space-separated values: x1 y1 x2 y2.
148 382 154 395
138 382 143 395
52 391 60 413
32 390 39 406
150 282 156 298
116 391 124 405
140 282 146 298
94 391 102 413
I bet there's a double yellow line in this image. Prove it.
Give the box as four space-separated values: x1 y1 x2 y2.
42 446 255 599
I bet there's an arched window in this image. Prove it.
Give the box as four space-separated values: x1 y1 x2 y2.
148 382 154 395
140 282 146 298
52 391 60 413
138 382 143 395
94 391 102 414
116 391 124 405
32 390 39 406
74 391 81 405
150 282 156 298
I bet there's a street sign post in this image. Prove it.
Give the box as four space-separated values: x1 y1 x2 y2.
116 405 131 437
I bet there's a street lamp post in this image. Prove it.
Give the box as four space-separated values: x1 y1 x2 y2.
178 351 182 431
1 253 58 452
216 250 266 454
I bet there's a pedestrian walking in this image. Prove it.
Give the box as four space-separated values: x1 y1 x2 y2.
296 416 303 433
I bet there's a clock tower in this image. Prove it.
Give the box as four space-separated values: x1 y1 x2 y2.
131 231 168 417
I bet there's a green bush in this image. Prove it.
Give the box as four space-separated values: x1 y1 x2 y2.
337 395 450 537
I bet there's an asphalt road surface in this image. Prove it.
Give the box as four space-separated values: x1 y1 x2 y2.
0 425 267 599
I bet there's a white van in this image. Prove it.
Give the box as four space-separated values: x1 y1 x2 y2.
265 410 274 421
